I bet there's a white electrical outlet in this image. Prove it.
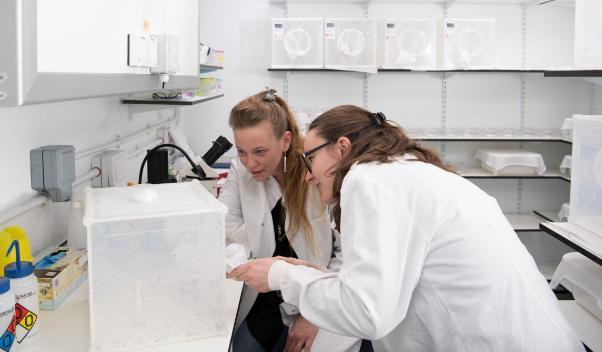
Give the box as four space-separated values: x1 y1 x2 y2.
147 36 158 68
150 35 180 74
127 34 154 67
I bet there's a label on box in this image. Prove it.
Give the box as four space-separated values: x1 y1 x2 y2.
325 22 336 40
444 21 456 38
273 23 284 40
385 23 397 40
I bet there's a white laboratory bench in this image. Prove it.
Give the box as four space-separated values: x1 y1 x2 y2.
22 271 602 352
31 279 243 352
558 301 602 352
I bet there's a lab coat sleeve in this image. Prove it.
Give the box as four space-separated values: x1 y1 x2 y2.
273 170 432 340
326 229 343 272
218 160 246 246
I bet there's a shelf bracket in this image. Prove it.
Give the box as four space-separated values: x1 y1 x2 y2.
590 82 595 115
445 0 456 11
128 104 134 122
443 1 449 19
520 4 527 132
363 73 368 109
283 3 289 101
517 179 524 214
520 75 526 131
440 72 447 159
284 71 290 101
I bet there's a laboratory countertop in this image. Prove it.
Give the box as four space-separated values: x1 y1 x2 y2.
30 279 243 352
558 301 602 352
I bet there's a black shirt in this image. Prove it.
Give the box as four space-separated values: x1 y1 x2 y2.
246 198 297 351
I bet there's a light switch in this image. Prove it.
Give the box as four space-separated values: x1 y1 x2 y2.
150 35 180 74
127 34 150 67
147 36 158 68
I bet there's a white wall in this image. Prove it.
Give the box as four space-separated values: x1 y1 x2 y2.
0 97 173 255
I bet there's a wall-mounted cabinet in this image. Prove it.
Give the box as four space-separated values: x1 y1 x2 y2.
0 0 200 106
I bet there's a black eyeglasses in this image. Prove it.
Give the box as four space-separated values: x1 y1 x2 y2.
302 140 332 173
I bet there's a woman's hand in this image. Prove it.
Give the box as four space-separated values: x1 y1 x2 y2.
285 315 319 352
226 257 278 293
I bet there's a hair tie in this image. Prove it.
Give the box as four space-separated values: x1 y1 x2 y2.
263 87 277 102
371 112 387 127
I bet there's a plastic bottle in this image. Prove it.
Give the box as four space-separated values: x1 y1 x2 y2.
5 240 39 347
0 232 16 273
0 277 16 352
3 225 33 262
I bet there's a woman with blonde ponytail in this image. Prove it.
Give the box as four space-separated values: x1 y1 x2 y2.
221 90 363 352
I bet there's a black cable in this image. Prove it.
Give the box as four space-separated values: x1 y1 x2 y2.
138 143 205 184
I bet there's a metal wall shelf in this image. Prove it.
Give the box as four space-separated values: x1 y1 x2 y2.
506 213 546 232
533 209 562 223
413 135 571 144
458 165 571 182
268 68 601 76
268 68 367 73
270 0 573 4
544 70 602 77
382 69 546 73
558 301 602 352
122 93 224 106
540 222 602 266
200 64 223 73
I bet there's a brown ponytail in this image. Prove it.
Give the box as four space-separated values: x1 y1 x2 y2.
229 90 315 250
308 105 455 230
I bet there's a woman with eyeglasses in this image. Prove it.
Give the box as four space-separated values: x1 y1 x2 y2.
220 91 363 352
228 105 584 352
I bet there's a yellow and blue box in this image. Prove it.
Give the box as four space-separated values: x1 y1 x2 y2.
34 247 87 310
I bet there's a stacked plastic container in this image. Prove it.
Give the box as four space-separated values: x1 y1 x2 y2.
558 203 570 221
272 18 324 68
561 117 574 141
381 19 437 69
551 252 602 321
575 0 602 68
270 17 500 71
324 18 377 70
440 19 496 69
84 181 227 351
475 149 546 176
560 155 572 177
569 115 602 233
550 115 602 323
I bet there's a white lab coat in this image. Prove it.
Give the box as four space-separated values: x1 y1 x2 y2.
220 158 361 351
270 156 585 352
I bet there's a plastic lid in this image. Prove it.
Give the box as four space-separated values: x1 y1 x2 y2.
0 278 9 295
83 180 227 224
284 28 312 60
337 29 366 57
4 240 33 279
456 27 485 58
398 29 429 57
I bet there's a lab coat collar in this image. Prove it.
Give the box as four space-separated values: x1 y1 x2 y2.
348 153 418 171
